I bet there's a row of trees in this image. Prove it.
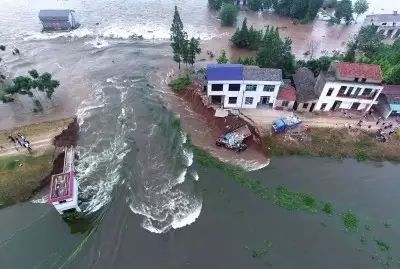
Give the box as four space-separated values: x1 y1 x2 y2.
331 0 368 25
231 24 295 76
208 0 369 25
170 6 201 69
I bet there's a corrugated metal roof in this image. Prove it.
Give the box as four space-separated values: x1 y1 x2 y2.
207 64 243 81
243 67 282 81
39 9 72 20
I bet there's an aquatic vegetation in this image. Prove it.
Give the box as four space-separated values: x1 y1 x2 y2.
245 240 273 258
322 202 334 214
341 211 359 230
364 224 371 231
375 240 391 252
274 187 318 213
383 222 392 228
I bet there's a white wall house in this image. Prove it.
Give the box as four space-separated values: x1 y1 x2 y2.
207 64 282 109
364 11 400 39
314 62 384 112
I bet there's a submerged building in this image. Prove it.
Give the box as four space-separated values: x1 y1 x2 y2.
364 11 400 39
39 9 80 32
48 147 80 214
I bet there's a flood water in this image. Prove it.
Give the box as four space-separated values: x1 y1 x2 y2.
1 0 400 268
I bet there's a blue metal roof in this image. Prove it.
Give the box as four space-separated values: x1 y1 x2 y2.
207 64 243 81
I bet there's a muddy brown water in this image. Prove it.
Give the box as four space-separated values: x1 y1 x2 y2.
0 1 400 268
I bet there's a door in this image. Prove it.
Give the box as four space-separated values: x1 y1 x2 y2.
351 102 360 110
309 103 316 112
260 96 270 105
331 101 342 111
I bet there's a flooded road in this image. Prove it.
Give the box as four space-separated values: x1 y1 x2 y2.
0 0 400 268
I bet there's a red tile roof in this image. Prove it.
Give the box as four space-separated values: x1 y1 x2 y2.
337 62 383 81
277 85 296 101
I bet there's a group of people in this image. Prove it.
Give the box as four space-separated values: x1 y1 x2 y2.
8 133 32 152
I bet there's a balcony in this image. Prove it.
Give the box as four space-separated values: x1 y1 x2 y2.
336 93 375 100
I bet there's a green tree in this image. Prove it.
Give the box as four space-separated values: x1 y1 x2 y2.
185 38 201 66
217 50 229 64
170 6 187 69
334 0 353 24
219 3 239 26
353 0 369 20
256 27 295 77
386 64 400 84
232 18 250 48
208 0 231 10
306 0 324 21
322 0 337 9
248 0 264 11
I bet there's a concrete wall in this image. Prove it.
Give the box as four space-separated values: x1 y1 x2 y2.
207 80 282 109
274 100 295 110
314 81 383 112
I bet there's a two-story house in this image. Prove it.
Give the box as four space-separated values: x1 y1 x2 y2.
364 11 400 39
206 64 283 109
375 85 400 119
314 62 384 112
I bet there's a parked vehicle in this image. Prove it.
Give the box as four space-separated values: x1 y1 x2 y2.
216 125 252 152
39 10 80 32
272 116 302 133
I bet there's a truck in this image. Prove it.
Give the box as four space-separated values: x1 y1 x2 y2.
272 116 302 133
216 125 252 152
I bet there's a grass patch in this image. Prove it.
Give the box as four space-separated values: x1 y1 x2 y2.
169 74 191 92
375 240 391 251
263 127 400 162
0 151 54 207
341 210 358 231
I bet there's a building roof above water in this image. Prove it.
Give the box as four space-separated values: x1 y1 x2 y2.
48 172 74 203
207 64 243 81
365 13 400 24
277 85 296 101
243 67 282 81
39 9 73 20
336 62 383 82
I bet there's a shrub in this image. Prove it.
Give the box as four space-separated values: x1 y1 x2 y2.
169 75 191 92
375 240 390 251
322 202 333 214
341 210 358 230
219 3 239 26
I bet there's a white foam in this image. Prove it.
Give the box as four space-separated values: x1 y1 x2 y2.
30 195 48 204
176 169 187 185
191 170 199 181
84 37 110 48
171 198 202 230
182 147 193 167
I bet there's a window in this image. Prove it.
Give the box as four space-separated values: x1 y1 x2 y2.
327 88 334 96
282 100 289 107
228 84 240 91
339 86 347 94
354 78 359 82
212 84 223 91
394 22 397 26
363 88 373 96
263 85 275 92
302 103 309 109
228 97 237 104
353 87 362 96
245 85 257 91
382 22 387 26
320 103 327 111
245 97 254 105
361 78 367 83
